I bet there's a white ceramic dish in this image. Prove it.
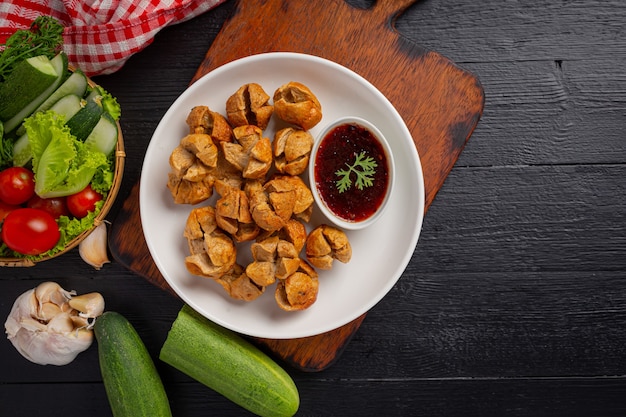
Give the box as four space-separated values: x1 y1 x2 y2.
140 52 425 339
309 116 395 230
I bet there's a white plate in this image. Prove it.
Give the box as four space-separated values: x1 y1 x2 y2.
140 52 424 339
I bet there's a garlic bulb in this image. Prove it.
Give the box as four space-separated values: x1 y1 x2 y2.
4 282 105 366
79 221 110 270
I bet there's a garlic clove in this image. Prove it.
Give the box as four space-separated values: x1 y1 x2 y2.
60 301 74 313
73 328 94 343
38 302 63 321
68 292 105 319
47 312 75 333
79 221 110 270
19 317 48 332
35 281 75 307
24 291 40 317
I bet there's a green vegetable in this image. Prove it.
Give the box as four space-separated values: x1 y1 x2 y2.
13 63 88 138
11 134 30 168
335 150 378 193
45 93 84 120
0 55 58 124
0 16 121 261
65 95 105 141
2 52 68 134
13 94 84 167
32 69 88 115
85 112 118 156
0 121 11 169
47 204 101 253
23 110 111 198
0 15 63 82
160 305 300 417
90 85 121 121
94 311 173 417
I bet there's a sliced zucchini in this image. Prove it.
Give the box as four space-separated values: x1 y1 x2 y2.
0 53 68 133
85 113 118 156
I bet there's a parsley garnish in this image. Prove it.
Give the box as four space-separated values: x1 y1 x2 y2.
335 151 378 193
0 16 64 82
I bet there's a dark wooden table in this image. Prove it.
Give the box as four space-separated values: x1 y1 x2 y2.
2 1 626 416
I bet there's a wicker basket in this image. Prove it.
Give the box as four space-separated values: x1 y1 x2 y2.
0 76 125 267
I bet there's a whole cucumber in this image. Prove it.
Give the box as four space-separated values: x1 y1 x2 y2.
160 304 300 417
94 311 172 417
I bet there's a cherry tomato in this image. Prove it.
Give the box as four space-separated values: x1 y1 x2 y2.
0 167 35 205
1 208 60 255
66 185 103 218
27 195 70 219
0 200 20 223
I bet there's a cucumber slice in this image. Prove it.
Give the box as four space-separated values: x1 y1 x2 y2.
14 69 88 137
33 70 88 114
13 94 84 167
12 134 31 167
85 88 101 103
66 96 104 141
0 53 68 133
48 94 84 121
85 113 118 156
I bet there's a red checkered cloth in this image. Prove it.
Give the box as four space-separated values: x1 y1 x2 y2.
0 0 226 76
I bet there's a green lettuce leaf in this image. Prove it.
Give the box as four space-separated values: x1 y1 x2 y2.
23 110 110 198
92 85 121 121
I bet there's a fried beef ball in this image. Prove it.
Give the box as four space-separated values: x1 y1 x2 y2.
226 83 274 130
167 133 219 205
305 224 352 270
184 206 237 279
214 182 260 242
186 105 233 142
246 179 296 232
273 81 322 130
275 260 319 311
273 127 314 176
222 125 273 180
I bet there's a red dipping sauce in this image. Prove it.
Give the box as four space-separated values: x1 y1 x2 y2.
313 122 390 223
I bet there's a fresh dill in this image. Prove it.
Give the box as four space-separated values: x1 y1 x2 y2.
0 121 12 169
0 16 64 82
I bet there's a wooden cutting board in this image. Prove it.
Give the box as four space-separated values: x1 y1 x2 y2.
109 0 484 372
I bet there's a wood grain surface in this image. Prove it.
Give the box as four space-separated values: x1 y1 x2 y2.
109 0 484 372
4 1 626 416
